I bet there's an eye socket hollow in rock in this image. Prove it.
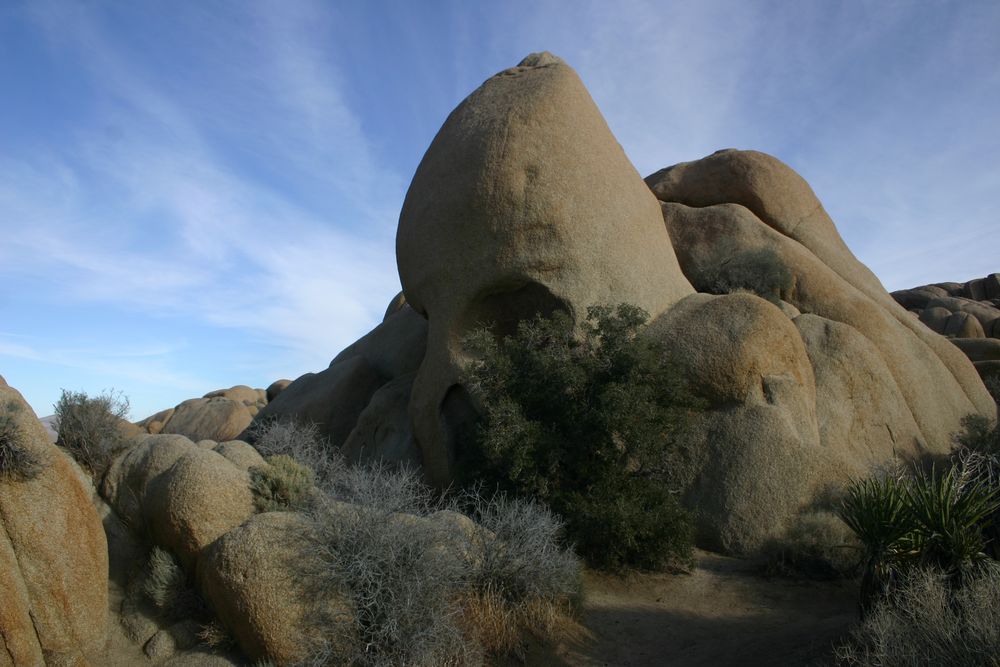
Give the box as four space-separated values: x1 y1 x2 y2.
460 280 571 343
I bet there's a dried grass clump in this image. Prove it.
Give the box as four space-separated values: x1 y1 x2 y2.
249 455 316 513
837 565 1000 666
0 407 45 482
54 388 130 476
142 546 206 621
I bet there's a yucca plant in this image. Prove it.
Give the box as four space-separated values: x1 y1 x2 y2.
905 466 1000 581
839 474 917 613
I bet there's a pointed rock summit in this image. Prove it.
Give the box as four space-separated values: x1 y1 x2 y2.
396 51 692 484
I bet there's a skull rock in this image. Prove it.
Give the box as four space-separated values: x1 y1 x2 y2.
396 52 693 485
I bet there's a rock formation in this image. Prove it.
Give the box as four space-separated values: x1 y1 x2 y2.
0 381 108 665
891 273 1000 398
241 53 995 555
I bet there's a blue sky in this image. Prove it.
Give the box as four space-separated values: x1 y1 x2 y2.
1 0 997 420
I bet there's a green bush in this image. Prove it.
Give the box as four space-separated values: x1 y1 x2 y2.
839 465 1000 613
249 455 316 513
706 247 793 304
0 406 45 482
460 303 701 571
54 388 130 476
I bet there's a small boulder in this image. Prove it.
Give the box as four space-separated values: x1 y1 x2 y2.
266 379 292 403
943 311 985 338
162 397 254 443
145 448 255 571
212 440 267 471
199 512 355 664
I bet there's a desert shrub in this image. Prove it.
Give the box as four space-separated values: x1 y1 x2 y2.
248 418 344 487
956 413 1000 457
839 464 1000 613
904 465 999 577
249 455 316 512
304 491 471 667
54 388 130 476
142 546 206 621
294 464 585 666
454 489 583 658
706 246 793 304
836 564 1000 666
0 407 45 482
460 303 701 571
763 510 860 580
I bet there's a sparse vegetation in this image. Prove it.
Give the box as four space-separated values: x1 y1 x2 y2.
836 564 1000 666
763 509 859 580
0 405 46 482
460 303 702 570
839 464 1000 613
706 246 793 304
249 455 316 512
142 546 206 621
54 388 131 476
257 448 586 666
248 418 344 486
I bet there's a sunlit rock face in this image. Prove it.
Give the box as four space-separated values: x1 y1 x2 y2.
396 51 693 486
242 53 995 556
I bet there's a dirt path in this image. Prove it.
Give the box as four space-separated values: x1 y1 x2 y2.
541 551 857 667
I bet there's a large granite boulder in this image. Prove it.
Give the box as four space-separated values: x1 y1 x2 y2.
0 383 108 665
242 301 429 461
160 397 254 443
396 52 693 485
641 151 994 551
199 512 354 664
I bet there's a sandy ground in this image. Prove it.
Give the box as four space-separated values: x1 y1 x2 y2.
535 551 857 667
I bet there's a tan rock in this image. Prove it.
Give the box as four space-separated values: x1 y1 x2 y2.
646 149 889 307
212 440 266 471
101 433 200 528
943 311 985 338
145 448 255 571
199 512 354 664
656 198 993 454
397 52 692 485
925 296 1000 330
246 356 386 449
204 385 264 406
342 374 421 469
0 384 108 664
162 397 253 443
919 306 952 334
383 290 408 321
137 407 175 434
330 304 428 380
265 379 292 403
645 293 822 552
794 314 925 467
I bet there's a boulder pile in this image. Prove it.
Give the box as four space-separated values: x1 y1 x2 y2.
891 274 1000 397
249 52 994 555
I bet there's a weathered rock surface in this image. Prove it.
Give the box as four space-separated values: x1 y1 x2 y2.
144 448 255 571
640 152 993 550
266 379 292 403
397 51 693 485
341 374 421 469
0 383 108 665
160 397 254 443
892 274 1000 391
199 512 354 664
242 301 428 465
